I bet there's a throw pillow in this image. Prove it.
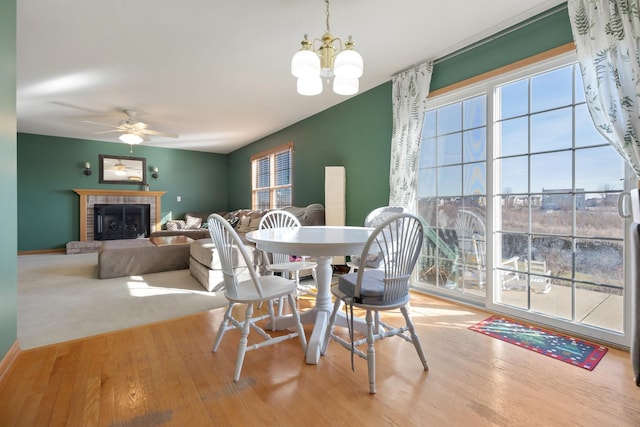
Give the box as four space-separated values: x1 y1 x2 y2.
236 215 252 233
185 214 202 229
226 216 240 228
166 220 186 230
248 217 261 231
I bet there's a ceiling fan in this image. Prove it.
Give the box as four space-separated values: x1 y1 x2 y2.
84 109 179 144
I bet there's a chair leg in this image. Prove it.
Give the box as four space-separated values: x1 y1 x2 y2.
268 299 277 331
234 303 254 382
212 303 233 352
400 306 429 371
366 310 376 394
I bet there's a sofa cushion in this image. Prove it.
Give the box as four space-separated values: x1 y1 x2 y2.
190 238 253 270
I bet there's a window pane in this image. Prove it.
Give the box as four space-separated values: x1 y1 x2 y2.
499 156 528 194
498 117 529 157
575 146 624 192
437 133 462 165
577 194 624 237
463 95 486 129
463 128 486 162
500 199 529 233
575 65 586 104
256 157 270 188
419 137 437 169
255 190 270 210
498 79 528 120
422 110 437 139
463 163 485 196
531 107 572 152
418 168 436 198
275 187 291 208
438 103 462 134
575 104 606 147
274 151 291 186
532 202 572 235
531 65 573 112
576 238 623 287
531 151 572 193
438 165 461 197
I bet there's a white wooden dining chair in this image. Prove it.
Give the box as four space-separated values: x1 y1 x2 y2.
207 214 307 382
321 213 429 394
346 206 408 273
258 210 317 315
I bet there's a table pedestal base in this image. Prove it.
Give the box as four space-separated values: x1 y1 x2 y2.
267 256 366 364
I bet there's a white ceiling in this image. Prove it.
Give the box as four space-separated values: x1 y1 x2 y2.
17 0 567 154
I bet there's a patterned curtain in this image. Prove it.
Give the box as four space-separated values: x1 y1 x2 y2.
388 62 433 207
568 0 640 177
569 0 640 387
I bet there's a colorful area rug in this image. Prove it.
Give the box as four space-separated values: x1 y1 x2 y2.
469 315 608 371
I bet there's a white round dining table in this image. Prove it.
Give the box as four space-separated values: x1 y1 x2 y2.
245 225 373 364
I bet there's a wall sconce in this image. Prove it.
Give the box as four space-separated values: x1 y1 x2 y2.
83 162 92 176
151 167 159 180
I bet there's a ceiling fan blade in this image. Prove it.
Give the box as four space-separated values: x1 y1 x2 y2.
141 129 179 138
92 130 122 134
51 101 107 114
83 120 120 129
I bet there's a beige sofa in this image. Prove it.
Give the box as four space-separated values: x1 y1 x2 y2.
189 204 325 291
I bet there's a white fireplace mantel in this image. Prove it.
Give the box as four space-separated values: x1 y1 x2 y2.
73 189 166 241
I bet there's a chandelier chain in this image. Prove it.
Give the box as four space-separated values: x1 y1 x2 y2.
325 0 331 33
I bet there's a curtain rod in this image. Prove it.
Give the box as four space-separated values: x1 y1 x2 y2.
432 3 569 65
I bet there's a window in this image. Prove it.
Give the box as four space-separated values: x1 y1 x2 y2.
251 142 293 209
415 50 631 346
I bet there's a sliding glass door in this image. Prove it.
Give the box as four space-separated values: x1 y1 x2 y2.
414 52 631 347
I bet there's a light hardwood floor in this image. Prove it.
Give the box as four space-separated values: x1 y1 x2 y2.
1 291 639 426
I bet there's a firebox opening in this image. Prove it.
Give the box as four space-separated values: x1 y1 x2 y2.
94 204 150 240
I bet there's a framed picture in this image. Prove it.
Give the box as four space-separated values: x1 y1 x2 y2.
99 154 147 185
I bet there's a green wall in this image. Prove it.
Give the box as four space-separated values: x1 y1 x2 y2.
17 134 228 251
227 83 393 227
227 4 572 227
430 4 573 91
1 0 17 359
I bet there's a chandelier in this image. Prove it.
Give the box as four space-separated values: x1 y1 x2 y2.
291 0 363 96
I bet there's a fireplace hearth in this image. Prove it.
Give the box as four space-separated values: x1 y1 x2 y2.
94 204 150 240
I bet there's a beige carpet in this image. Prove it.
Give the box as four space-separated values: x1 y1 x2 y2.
18 252 227 350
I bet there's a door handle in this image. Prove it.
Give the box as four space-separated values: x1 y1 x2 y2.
618 191 632 219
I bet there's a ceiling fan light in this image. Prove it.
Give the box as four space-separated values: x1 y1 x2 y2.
119 132 143 145
332 76 359 96
297 76 323 96
291 49 321 78
333 49 363 79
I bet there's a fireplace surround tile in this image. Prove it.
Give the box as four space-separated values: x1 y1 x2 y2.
73 189 166 241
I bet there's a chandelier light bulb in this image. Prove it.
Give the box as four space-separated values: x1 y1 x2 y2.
297 76 323 96
333 48 363 79
291 46 321 78
332 76 359 96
